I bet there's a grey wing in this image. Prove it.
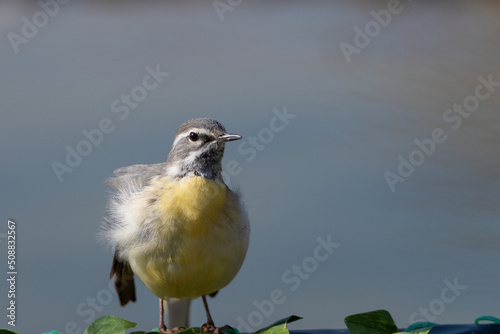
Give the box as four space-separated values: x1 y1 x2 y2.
104 163 166 306
108 162 166 190
103 162 166 234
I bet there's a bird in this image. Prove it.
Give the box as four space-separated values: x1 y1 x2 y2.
100 118 250 333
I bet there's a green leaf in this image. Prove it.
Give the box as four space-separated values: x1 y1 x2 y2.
130 329 168 334
344 310 398 334
84 315 138 334
394 329 431 334
254 315 302 334
84 315 301 334
0 329 18 334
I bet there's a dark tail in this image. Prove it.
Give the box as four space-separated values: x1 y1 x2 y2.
110 251 137 306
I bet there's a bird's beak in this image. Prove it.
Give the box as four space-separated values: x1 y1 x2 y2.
218 133 242 142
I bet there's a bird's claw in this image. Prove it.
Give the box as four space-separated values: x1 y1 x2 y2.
202 323 232 334
159 326 186 333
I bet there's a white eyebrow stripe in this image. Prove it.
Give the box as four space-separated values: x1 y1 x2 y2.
171 128 213 147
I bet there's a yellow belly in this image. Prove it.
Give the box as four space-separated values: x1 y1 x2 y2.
128 176 248 299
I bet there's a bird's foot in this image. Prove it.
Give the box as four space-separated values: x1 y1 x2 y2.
202 323 233 334
159 325 186 333
202 322 216 332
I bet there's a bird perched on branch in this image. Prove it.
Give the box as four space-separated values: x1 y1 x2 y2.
101 118 250 333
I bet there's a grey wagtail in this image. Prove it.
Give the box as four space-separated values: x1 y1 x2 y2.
101 118 250 333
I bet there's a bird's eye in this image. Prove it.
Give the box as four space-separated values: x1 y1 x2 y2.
188 132 198 142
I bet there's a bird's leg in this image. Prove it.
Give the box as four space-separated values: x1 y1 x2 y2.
201 295 232 333
159 298 169 333
201 295 216 331
159 298 185 333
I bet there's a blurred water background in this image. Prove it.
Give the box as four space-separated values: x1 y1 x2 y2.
1 1 499 333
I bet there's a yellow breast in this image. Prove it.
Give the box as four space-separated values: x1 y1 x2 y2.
156 176 228 236
129 176 249 299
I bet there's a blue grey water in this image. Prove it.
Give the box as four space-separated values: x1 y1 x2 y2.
1 1 499 333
